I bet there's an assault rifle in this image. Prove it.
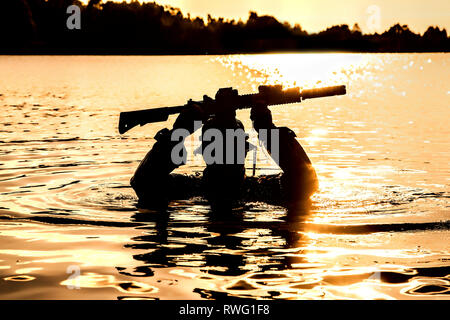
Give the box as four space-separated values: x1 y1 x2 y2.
118 85 346 134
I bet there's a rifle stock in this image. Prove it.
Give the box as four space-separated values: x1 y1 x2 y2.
118 85 346 134
119 105 187 134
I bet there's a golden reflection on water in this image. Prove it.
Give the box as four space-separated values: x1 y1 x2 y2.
4 275 36 282
215 53 365 89
60 273 158 294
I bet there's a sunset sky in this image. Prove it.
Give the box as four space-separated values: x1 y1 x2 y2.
102 0 450 34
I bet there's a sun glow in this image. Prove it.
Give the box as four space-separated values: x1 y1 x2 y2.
215 53 365 90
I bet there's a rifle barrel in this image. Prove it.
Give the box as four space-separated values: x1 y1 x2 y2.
301 85 346 99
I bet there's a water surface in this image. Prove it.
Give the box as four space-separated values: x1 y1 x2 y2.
0 53 449 299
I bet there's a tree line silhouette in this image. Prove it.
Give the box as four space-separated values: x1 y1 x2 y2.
1 0 449 53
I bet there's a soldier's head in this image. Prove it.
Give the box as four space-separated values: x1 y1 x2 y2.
250 101 272 131
213 87 239 121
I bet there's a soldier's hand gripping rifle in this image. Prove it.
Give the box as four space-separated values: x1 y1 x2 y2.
118 85 346 134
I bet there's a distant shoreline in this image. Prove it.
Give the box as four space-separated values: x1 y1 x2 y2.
2 48 449 55
3 1 448 56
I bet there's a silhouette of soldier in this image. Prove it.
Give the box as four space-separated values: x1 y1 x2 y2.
130 88 318 212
